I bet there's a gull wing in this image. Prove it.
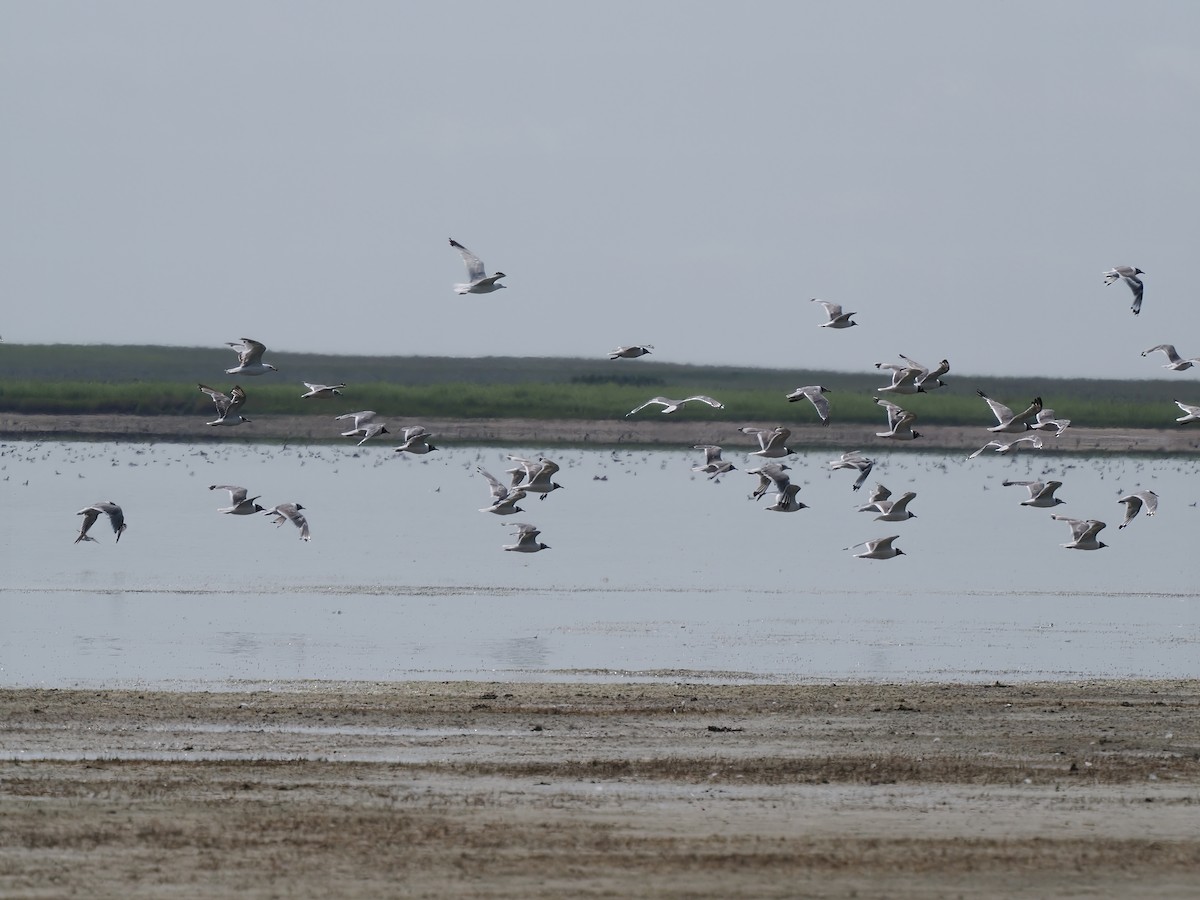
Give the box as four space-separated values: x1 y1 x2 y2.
449 238 486 281
763 427 792 451
210 484 249 504
228 338 267 367
1143 344 1180 363
526 458 561 484
198 384 232 415
976 391 1015 425
75 506 101 542
1052 514 1093 542
1124 274 1144 315
787 386 831 424
886 367 922 389
335 410 376 427
225 385 247 414
1140 490 1159 517
874 397 908 430
507 522 541 538
968 441 1002 459
627 396 671 416
477 467 510 502
747 463 789 501
812 299 843 319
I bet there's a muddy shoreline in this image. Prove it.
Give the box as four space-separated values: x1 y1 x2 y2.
2 680 1197 898
4 413 1200 454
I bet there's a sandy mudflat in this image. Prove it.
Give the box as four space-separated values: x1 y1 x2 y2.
4 412 1200 454
1 680 1198 898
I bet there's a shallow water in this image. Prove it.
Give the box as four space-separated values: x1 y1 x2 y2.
1 439 1196 686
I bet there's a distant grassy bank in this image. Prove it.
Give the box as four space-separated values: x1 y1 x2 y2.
0 343 1192 429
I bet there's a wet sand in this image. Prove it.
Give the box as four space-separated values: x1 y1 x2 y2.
2 680 1198 898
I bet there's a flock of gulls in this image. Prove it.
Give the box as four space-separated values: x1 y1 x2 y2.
73 247 1174 555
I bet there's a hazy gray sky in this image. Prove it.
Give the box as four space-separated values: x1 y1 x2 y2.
3 1 1199 379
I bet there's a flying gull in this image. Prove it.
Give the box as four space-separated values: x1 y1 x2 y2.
449 238 507 294
503 522 550 553
1051 515 1107 550
967 434 1044 459
1117 490 1158 529
336 411 390 445
976 391 1043 433
1001 479 1065 508
266 502 311 541
75 501 126 544
1142 344 1200 372
609 345 653 359
811 298 858 328
740 426 794 458
1173 400 1200 424
1102 266 1144 315
394 426 439 455
846 535 905 560
692 445 736 479
224 338 277 376
829 451 875 491
626 395 724 416
785 385 831 425
300 382 346 399
198 384 250 426
874 397 920 440
209 485 267 515
505 455 564 500
477 467 527 515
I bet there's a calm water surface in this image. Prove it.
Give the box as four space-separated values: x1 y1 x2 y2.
1 439 1196 687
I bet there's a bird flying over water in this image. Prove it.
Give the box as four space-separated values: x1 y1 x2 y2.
1052 515 1107 550
477 467 527 515
692 445 736 479
846 535 905 560
1117 490 1158 529
209 485 266 515
394 425 438 455
266 502 310 541
505 456 564 500
829 451 875 491
503 522 550 552
1001 479 1065 508
740 426 794 458
76 501 126 544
